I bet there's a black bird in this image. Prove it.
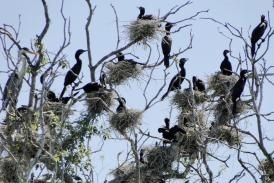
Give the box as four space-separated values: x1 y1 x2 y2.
231 70 250 115
161 22 174 68
99 71 107 88
158 125 185 142
139 149 145 164
115 97 126 113
220 50 232 76
47 90 79 104
137 6 153 20
117 52 145 65
164 118 170 129
161 58 187 100
59 49 87 99
75 82 103 93
192 76 206 92
251 15 268 57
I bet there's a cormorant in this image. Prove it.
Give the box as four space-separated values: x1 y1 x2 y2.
161 58 187 100
75 82 103 93
251 15 268 57
231 70 250 115
161 22 174 68
59 49 87 99
137 6 153 20
47 90 79 104
117 52 145 65
115 97 126 113
192 76 206 92
158 125 185 142
220 50 232 76
139 149 145 164
164 118 170 129
99 71 107 88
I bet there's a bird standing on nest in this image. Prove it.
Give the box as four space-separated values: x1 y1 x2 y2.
231 70 251 115
161 58 188 100
75 82 103 93
115 97 126 113
59 49 87 99
251 15 267 57
192 76 206 92
220 50 232 76
137 6 154 20
161 22 174 68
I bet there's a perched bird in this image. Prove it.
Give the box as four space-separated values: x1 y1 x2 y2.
161 22 174 68
59 49 87 99
139 149 145 164
164 118 170 129
161 58 187 100
137 6 153 20
47 90 79 104
99 71 107 88
115 97 126 113
220 50 232 76
231 70 250 115
158 125 185 143
192 76 206 92
251 15 268 57
117 52 145 65
75 82 103 93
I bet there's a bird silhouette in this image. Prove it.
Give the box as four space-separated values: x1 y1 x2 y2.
251 15 267 57
137 6 154 20
75 82 103 93
220 50 232 76
192 76 205 92
161 22 174 68
115 97 126 113
59 49 87 99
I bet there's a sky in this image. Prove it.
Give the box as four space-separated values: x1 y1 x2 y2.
0 0 274 182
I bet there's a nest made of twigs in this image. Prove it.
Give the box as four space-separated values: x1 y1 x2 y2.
109 110 142 134
259 159 274 182
85 89 113 118
0 158 19 183
126 19 161 45
43 101 72 117
112 163 135 179
208 125 242 146
207 72 238 97
171 89 207 112
105 62 142 86
177 110 207 129
214 98 249 125
146 145 177 173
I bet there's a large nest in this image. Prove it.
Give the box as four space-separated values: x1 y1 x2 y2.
126 19 161 45
259 159 274 182
43 101 72 117
105 62 142 86
109 110 142 134
177 110 207 129
207 72 238 97
214 98 249 125
208 125 242 146
171 89 207 112
146 146 177 173
85 89 113 118
0 158 19 183
112 163 135 179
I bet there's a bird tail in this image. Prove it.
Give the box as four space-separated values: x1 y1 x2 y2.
59 86 66 99
164 55 170 68
161 91 169 101
251 42 256 57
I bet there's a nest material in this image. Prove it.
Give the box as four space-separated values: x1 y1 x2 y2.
127 19 161 45
177 128 200 158
146 146 177 173
85 89 113 118
105 62 142 86
207 72 238 96
0 158 19 183
112 164 134 179
259 159 274 182
208 125 242 146
44 101 72 117
172 90 207 111
177 110 207 129
110 110 142 134
214 99 249 125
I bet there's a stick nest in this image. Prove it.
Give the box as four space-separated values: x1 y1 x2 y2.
207 72 238 96
208 126 242 146
177 110 207 129
44 101 72 117
259 159 274 182
109 110 142 134
146 146 177 173
112 163 135 179
85 89 114 118
214 99 249 125
0 158 19 183
105 62 142 86
172 90 207 111
126 19 161 45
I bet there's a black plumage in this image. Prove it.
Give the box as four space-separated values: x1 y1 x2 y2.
251 15 268 57
137 6 153 20
161 58 187 100
231 70 250 115
139 149 145 164
115 97 126 113
59 49 87 99
99 71 107 88
47 90 79 104
192 76 206 92
117 52 145 65
161 22 174 68
75 82 103 93
220 50 232 76
164 118 170 129
158 125 185 142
